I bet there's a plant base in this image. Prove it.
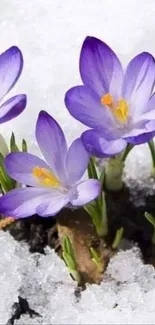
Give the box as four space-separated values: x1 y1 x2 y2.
57 209 113 285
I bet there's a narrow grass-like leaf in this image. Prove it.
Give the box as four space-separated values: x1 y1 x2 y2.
22 139 27 152
87 157 98 179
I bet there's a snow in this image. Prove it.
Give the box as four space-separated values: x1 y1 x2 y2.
0 0 154 192
0 231 155 324
0 0 154 193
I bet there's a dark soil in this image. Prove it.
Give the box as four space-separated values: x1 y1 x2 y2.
3 183 155 264
7 296 41 325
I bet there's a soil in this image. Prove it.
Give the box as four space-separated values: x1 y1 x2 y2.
3 182 155 322
2 182 155 265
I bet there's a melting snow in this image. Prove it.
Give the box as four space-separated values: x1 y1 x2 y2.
0 231 155 324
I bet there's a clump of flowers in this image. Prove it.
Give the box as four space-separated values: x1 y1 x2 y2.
1 38 155 285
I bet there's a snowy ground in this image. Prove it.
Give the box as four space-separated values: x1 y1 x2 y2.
1 230 155 324
1 0 155 324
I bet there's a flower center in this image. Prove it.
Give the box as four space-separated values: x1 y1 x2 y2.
101 93 129 123
33 167 60 188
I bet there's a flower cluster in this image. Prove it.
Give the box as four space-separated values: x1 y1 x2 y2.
0 36 155 222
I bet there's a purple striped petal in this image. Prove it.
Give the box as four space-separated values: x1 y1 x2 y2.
137 93 155 121
125 120 155 144
0 187 53 218
71 179 100 206
5 152 51 187
66 138 89 185
80 36 123 98
65 85 116 130
36 111 68 183
122 52 155 117
82 130 127 158
0 46 23 100
0 94 26 123
36 192 69 217
125 132 155 145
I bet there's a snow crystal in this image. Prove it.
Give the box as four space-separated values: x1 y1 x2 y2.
1 230 155 324
0 231 23 323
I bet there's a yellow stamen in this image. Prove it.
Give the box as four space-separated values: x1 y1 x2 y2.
113 99 128 123
101 93 113 108
100 93 129 123
33 167 60 188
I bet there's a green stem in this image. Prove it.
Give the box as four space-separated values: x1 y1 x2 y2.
148 140 155 176
104 144 134 191
121 143 134 162
104 156 124 191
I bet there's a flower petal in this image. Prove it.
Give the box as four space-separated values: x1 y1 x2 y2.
125 132 155 145
5 152 51 187
0 46 23 100
82 130 127 158
125 120 155 144
66 138 89 184
0 187 53 218
36 192 69 217
65 85 116 129
0 94 27 123
137 93 155 121
36 111 68 183
122 52 155 116
80 36 123 98
71 179 100 206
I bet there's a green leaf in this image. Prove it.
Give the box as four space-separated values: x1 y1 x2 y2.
87 157 98 179
90 247 103 271
10 132 19 152
145 212 155 228
112 227 124 250
22 139 27 152
0 153 15 192
62 235 81 283
90 247 101 264
62 252 77 271
99 168 105 187
63 235 76 260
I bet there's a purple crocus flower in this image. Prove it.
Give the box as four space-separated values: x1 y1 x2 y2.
0 46 26 123
0 111 100 218
65 36 155 157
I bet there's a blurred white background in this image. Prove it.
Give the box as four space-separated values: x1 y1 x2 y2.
0 0 155 155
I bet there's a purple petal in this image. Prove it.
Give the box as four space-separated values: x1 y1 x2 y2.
66 138 89 185
82 130 127 158
80 36 123 98
138 93 155 121
71 179 101 206
125 120 155 144
5 152 51 187
122 52 155 117
36 192 69 217
36 111 68 183
0 187 53 218
0 46 23 100
0 94 27 123
125 132 155 145
65 85 116 130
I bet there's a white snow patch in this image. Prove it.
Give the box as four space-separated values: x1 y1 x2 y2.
1 231 155 324
0 0 154 196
